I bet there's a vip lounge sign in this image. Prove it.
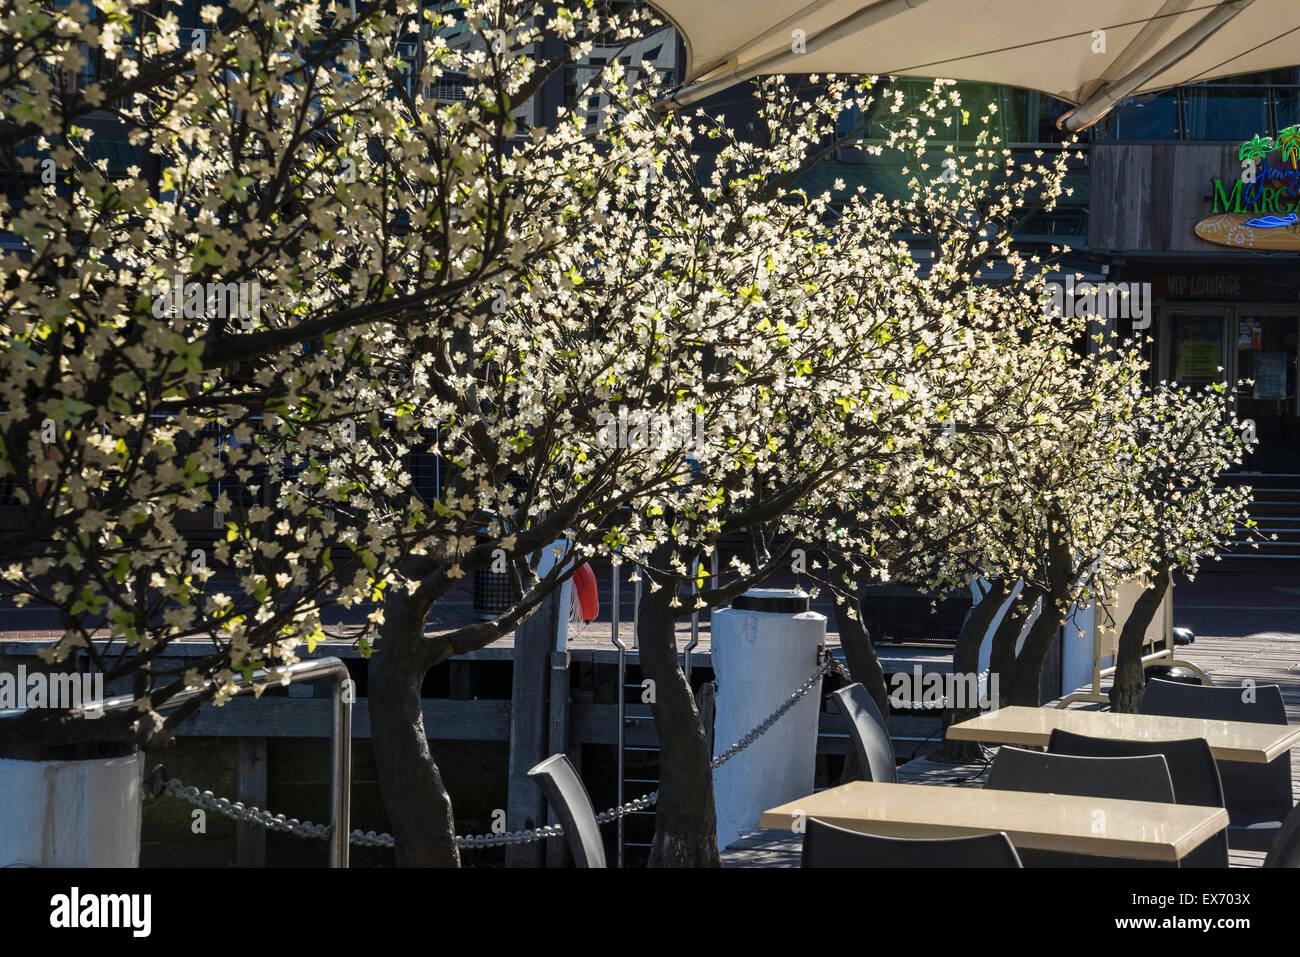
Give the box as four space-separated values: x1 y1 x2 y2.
1196 128 1300 250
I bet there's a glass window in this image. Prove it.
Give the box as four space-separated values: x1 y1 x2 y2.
1184 86 1271 140
1236 316 1298 418
177 0 203 28
1275 88 1300 135
845 81 1071 145
954 82 1004 144
1002 88 1074 143
563 25 676 132
1094 70 1300 141
1103 92 1179 139
862 78 954 140
1001 88 1039 143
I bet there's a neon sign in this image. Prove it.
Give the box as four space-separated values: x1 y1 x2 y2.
1196 127 1300 250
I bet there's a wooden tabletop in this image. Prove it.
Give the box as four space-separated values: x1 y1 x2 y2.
760 781 1229 863
946 706 1300 764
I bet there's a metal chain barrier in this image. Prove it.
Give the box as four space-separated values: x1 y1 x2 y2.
155 650 847 851
708 654 839 768
158 779 394 848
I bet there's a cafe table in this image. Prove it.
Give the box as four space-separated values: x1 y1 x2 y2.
946 705 1300 763
760 781 1229 863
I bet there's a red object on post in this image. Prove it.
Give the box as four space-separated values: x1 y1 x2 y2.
573 561 599 622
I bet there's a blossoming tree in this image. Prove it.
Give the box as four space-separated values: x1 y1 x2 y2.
0 0 653 754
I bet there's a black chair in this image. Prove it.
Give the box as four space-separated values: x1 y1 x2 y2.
1140 677 1293 851
985 746 1177 867
1047 729 1228 867
987 746 1176 802
801 817 1022 868
1264 801 1300 868
828 683 897 784
527 753 605 868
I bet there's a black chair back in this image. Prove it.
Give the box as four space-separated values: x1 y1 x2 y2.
1047 728 1228 867
829 683 898 784
801 817 1022 868
528 753 606 868
1140 678 1292 831
987 746 1175 803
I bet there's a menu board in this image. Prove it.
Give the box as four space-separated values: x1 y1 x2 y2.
1254 351 1288 400
1173 317 1223 384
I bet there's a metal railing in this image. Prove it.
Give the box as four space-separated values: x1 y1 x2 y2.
98 657 354 867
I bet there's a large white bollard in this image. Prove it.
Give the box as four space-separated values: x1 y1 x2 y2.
0 749 143 867
712 589 825 851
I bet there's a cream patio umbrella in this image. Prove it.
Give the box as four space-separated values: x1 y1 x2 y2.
652 0 1300 129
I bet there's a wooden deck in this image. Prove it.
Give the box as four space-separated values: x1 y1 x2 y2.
722 629 1300 868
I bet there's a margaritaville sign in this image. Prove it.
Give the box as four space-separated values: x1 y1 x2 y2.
1196 128 1300 250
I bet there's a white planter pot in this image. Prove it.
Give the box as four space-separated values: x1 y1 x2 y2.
712 590 825 851
0 748 143 867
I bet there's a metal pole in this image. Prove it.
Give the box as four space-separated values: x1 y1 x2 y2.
329 669 353 868
1062 0 1257 131
610 561 626 868
632 572 641 647
1164 566 1175 652
684 557 700 684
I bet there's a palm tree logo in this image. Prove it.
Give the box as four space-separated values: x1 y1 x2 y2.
1239 134 1275 164
1275 126 1300 169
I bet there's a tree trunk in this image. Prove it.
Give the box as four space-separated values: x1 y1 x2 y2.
989 584 1042 708
637 559 720 867
1008 518 1076 708
369 589 461 867
936 576 1010 761
830 586 889 720
831 585 890 783
1109 571 1171 713
1008 595 1069 707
